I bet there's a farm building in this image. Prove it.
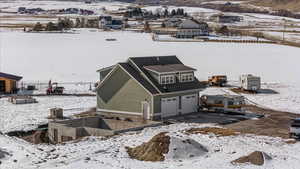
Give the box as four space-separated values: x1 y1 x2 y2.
99 16 123 29
96 55 206 120
176 19 209 38
211 14 242 23
0 72 22 94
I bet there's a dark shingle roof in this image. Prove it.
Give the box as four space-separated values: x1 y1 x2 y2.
129 56 206 94
118 63 160 94
129 55 182 67
0 72 22 81
144 64 196 73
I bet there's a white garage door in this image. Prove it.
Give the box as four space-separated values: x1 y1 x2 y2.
182 94 198 114
161 97 178 117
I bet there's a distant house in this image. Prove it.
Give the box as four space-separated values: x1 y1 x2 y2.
163 18 182 28
214 15 242 23
0 72 22 94
99 16 123 29
96 55 206 120
176 19 209 38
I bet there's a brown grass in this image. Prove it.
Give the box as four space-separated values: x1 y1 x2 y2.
185 127 237 137
251 0 300 12
226 105 298 139
126 132 170 161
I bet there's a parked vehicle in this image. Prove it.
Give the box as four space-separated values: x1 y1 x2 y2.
290 118 300 139
239 74 261 92
200 94 245 113
208 75 227 87
47 82 64 95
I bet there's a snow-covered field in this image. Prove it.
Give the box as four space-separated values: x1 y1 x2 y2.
0 0 130 14
1 1 300 168
1 30 300 84
0 96 96 133
1 29 300 114
1 123 300 169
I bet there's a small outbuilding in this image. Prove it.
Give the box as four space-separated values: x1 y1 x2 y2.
0 72 22 94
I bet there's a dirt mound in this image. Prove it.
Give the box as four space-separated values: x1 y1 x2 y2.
186 127 237 137
126 132 170 161
126 132 208 161
232 151 272 166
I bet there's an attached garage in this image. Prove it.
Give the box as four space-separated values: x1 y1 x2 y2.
181 94 198 114
160 93 199 118
161 97 178 117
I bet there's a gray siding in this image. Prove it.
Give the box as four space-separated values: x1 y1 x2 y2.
97 65 152 115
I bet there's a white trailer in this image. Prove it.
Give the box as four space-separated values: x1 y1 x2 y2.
239 74 261 91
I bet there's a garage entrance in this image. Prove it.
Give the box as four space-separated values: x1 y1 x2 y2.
181 94 198 114
0 80 5 93
161 97 178 117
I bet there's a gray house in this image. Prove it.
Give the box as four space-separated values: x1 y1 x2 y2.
176 19 209 38
96 56 206 120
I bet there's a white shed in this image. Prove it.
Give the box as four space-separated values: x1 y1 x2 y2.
239 74 261 91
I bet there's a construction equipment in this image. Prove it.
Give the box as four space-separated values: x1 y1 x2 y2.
208 75 227 87
47 81 64 95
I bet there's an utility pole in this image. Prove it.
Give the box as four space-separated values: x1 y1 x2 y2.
282 19 286 43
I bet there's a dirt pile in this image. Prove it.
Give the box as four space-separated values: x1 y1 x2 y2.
232 151 272 166
185 127 237 137
126 132 208 161
126 132 170 161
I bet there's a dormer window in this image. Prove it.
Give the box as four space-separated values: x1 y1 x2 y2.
160 75 175 84
180 73 194 82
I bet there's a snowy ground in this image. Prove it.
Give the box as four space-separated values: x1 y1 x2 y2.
0 96 96 133
201 82 300 115
0 0 130 14
1 123 300 169
1 30 300 114
1 30 300 84
265 31 300 43
1 1 300 168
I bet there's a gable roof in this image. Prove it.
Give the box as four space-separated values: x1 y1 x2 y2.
118 63 159 95
0 72 22 81
129 55 205 94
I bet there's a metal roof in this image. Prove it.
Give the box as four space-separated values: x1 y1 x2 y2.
0 72 22 81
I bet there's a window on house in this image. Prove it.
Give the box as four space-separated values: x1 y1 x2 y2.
180 73 194 82
160 75 175 84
